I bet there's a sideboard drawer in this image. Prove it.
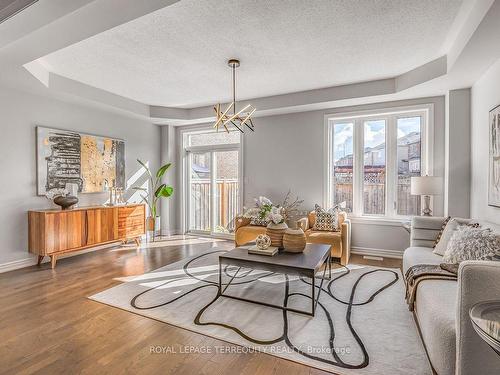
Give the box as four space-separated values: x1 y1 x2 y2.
117 205 145 239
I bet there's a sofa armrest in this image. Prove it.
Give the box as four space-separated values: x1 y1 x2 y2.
297 217 309 231
235 216 251 231
340 219 351 265
410 216 447 248
456 261 500 375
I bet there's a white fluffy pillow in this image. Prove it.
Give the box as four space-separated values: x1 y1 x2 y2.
442 226 500 263
433 218 476 256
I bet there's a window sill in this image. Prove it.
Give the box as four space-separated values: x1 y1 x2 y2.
348 216 411 227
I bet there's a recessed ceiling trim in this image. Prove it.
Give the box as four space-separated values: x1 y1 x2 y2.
0 0 38 24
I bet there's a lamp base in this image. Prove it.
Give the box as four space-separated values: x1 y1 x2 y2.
422 195 432 216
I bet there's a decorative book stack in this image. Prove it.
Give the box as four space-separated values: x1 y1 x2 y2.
247 245 279 256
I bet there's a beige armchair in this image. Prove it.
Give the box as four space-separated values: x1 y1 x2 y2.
297 211 351 265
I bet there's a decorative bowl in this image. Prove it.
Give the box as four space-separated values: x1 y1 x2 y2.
53 195 78 210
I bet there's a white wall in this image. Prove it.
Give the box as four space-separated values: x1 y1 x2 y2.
0 87 161 268
177 96 445 256
445 88 471 218
471 58 500 224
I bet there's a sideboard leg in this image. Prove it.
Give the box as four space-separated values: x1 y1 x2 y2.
134 237 141 247
37 255 44 266
50 255 57 269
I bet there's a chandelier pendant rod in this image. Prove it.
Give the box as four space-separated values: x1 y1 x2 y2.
232 62 236 115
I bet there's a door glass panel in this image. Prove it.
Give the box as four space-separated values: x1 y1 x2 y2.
397 117 422 215
189 152 211 231
214 150 240 233
363 120 386 215
332 122 354 212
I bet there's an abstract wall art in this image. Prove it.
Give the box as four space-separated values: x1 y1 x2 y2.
37 126 125 195
489 105 500 207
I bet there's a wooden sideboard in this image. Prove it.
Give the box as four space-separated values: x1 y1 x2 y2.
28 204 146 268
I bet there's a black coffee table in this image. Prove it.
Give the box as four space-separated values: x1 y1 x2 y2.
218 243 331 316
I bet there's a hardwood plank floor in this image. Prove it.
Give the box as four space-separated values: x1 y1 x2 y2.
0 236 401 375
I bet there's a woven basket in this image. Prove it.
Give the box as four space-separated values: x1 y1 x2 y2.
266 222 288 248
283 228 306 253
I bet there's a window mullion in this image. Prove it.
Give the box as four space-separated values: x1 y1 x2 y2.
386 115 397 218
353 119 363 216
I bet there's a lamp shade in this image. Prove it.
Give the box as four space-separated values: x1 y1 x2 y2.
411 176 443 195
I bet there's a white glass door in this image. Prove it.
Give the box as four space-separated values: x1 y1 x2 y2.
186 148 240 236
213 150 240 234
188 151 211 233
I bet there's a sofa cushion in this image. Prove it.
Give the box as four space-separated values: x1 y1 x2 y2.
415 280 457 375
402 246 443 274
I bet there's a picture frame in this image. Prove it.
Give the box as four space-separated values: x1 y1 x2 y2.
488 104 500 207
36 126 125 196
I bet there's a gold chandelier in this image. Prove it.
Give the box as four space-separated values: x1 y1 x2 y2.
213 59 255 133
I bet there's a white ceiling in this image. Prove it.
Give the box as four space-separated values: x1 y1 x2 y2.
37 0 463 108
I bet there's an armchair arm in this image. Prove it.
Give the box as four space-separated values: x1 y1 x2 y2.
235 216 251 232
297 217 309 231
456 261 500 375
410 216 447 248
340 219 351 265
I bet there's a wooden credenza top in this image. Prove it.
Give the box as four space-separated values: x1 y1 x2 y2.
29 203 145 214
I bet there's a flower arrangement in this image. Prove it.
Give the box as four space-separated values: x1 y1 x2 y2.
242 190 304 224
243 196 273 220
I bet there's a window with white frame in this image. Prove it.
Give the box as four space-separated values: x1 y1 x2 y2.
326 106 432 219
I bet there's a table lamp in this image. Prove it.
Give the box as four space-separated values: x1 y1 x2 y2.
410 176 443 216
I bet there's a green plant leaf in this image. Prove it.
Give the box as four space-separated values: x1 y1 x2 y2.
137 159 153 179
155 184 174 198
156 163 172 179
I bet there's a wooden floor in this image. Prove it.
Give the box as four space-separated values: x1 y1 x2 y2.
0 237 401 375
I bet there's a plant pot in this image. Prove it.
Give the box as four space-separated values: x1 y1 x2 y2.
283 227 306 253
146 216 160 241
266 222 288 248
53 195 78 210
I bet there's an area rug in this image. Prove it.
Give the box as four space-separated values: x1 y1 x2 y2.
89 249 431 375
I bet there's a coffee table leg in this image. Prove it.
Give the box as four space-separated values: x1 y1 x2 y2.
218 260 222 296
328 254 332 279
311 274 316 316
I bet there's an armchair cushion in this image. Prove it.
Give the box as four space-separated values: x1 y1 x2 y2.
305 230 342 257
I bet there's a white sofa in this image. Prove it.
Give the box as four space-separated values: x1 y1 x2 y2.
403 216 500 375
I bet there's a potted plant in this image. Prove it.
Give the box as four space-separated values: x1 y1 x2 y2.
133 159 174 241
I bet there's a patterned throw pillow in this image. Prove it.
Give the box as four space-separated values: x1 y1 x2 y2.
480 240 500 262
433 218 479 256
312 204 339 231
442 226 500 263
433 216 451 248
250 217 269 226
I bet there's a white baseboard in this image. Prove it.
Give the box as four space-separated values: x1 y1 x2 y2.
351 246 403 259
0 256 39 273
0 242 124 274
